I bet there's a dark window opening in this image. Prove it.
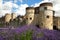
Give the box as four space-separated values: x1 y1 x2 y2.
53 11 55 14
46 16 49 18
26 18 28 20
36 25 40 28
53 25 58 30
44 7 47 10
53 11 55 16
30 18 32 20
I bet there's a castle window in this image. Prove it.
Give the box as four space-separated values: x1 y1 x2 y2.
30 17 32 20
26 18 28 20
46 15 49 18
53 11 55 15
44 7 47 10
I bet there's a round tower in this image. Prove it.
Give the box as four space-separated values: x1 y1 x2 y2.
39 2 53 30
5 13 11 23
25 7 35 25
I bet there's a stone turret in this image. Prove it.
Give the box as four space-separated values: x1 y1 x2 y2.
39 2 53 30
5 13 11 23
25 7 35 25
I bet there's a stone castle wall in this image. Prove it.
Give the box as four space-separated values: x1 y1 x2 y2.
25 2 54 30
39 3 53 30
5 14 11 23
53 16 60 29
21 2 60 30
25 7 35 25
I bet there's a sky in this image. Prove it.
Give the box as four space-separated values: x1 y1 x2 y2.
0 0 60 17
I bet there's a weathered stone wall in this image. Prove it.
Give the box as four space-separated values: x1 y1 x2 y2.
53 17 58 28
25 7 35 25
11 13 16 21
34 7 39 26
53 16 60 29
39 3 53 30
44 10 53 29
25 3 54 30
5 14 11 23
58 17 60 29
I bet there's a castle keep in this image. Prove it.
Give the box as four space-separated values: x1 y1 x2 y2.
25 2 58 30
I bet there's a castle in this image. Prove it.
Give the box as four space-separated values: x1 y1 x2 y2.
0 13 25 27
25 2 60 30
0 2 60 30
5 13 16 23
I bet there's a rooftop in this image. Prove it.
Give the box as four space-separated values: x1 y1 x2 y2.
40 2 53 6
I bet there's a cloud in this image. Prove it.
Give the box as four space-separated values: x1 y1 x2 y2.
0 0 2 9
19 0 23 3
0 0 28 17
15 4 28 16
0 0 3 17
52 0 60 16
31 3 40 7
14 0 17 3
0 1 19 17
14 0 23 3
3 1 19 9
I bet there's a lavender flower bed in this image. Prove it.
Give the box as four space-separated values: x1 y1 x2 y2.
0 25 60 40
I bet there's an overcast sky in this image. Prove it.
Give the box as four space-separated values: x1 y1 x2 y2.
0 0 60 17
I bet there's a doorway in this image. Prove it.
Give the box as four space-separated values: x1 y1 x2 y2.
36 24 40 28
53 25 58 30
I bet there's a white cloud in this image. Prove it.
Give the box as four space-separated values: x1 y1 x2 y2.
53 4 60 11
15 4 28 16
0 0 2 9
31 3 40 7
14 0 17 3
52 0 60 16
14 0 23 3
19 0 23 3
0 1 19 17
0 0 28 17
3 1 18 10
0 0 3 17
3 1 13 10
